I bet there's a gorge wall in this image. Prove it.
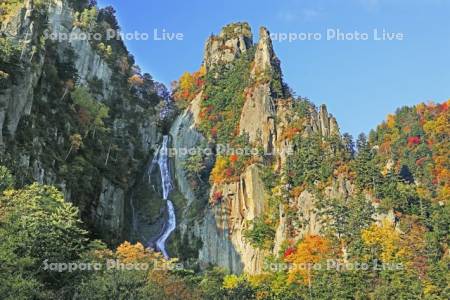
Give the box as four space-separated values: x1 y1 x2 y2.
0 0 165 245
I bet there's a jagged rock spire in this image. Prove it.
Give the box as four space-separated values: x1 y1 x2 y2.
310 104 340 136
203 22 253 69
252 27 278 74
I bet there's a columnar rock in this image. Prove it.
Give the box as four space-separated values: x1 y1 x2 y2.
239 27 277 152
171 23 345 274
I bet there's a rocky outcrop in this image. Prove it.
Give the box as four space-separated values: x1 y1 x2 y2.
47 1 113 97
290 175 353 239
239 84 276 152
171 22 347 274
252 27 276 74
311 104 340 137
204 22 253 69
239 27 281 153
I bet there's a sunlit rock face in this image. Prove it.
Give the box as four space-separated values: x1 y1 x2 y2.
203 22 253 69
171 22 348 274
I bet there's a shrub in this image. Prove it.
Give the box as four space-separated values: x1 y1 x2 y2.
0 165 14 192
71 87 109 134
73 6 98 31
243 216 275 250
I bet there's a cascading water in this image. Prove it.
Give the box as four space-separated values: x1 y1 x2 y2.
154 135 176 259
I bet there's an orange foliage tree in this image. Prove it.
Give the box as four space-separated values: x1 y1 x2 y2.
284 235 332 286
128 74 144 88
116 241 162 263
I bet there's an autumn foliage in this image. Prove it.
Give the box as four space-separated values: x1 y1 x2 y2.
210 153 250 184
284 235 332 284
211 190 223 205
407 135 421 146
172 66 206 102
128 74 144 87
116 241 161 263
374 100 450 204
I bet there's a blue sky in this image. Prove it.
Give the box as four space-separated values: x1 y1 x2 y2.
97 0 450 137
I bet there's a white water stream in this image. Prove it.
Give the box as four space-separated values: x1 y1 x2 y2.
154 135 176 259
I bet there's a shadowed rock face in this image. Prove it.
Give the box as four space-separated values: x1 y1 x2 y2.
0 0 162 245
0 0 41 145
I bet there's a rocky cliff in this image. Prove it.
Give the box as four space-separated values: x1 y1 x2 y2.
0 0 164 245
170 23 350 273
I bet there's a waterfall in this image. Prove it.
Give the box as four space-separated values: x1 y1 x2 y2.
155 135 176 259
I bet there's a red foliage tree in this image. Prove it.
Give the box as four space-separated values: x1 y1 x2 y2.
407 136 421 146
284 247 295 258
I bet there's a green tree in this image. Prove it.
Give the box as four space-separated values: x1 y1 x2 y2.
183 151 206 183
73 6 98 31
285 134 333 187
318 194 374 243
0 184 88 295
71 86 109 136
353 133 380 190
243 216 275 250
0 165 14 192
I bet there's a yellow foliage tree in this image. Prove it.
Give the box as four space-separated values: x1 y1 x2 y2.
179 72 194 91
210 156 229 184
223 275 240 289
173 66 206 103
0 0 23 24
361 219 407 263
386 114 396 129
147 269 197 299
116 241 162 263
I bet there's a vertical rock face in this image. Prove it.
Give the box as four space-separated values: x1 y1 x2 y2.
0 0 43 144
314 104 340 137
0 0 162 244
252 27 275 72
194 165 268 274
239 84 276 151
46 1 114 97
95 178 125 242
239 27 278 152
172 23 345 274
251 27 282 81
170 93 205 209
70 28 114 96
